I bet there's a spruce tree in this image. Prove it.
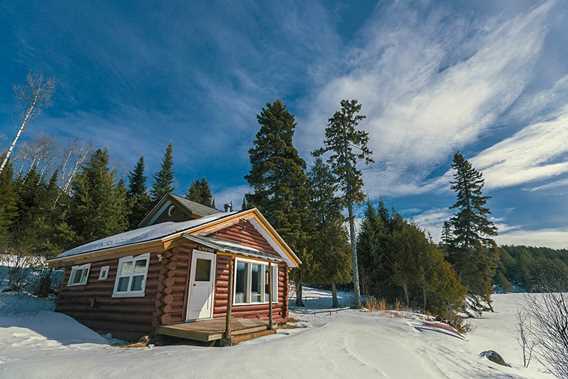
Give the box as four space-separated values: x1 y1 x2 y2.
314 99 373 308
447 152 498 309
151 144 174 202
245 100 311 306
308 158 351 307
0 159 17 246
69 149 128 243
127 157 151 228
185 178 214 207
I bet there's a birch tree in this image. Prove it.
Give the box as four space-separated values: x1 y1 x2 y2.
0 73 55 175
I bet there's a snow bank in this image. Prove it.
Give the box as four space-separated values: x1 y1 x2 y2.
0 292 554 378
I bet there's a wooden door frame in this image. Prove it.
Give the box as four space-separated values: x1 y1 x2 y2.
185 249 216 321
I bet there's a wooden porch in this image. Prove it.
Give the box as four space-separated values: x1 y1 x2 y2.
157 318 273 343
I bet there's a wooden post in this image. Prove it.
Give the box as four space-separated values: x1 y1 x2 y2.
222 256 234 346
268 261 273 330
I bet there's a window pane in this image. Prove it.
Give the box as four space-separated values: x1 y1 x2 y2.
130 275 144 291
134 259 147 273
80 268 88 283
251 264 261 303
272 266 278 303
235 261 247 303
121 261 133 275
71 269 81 284
264 266 271 302
117 277 129 292
195 258 211 281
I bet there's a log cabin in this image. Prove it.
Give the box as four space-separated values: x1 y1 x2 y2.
48 193 301 343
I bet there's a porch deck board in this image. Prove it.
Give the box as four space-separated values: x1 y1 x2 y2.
157 318 269 342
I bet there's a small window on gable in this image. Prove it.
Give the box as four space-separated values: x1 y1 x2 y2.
113 254 150 298
68 264 91 286
98 266 110 280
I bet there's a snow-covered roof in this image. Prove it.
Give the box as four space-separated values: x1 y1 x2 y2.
57 211 237 258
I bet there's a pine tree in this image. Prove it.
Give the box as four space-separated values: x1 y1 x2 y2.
447 152 498 308
308 158 351 307
151 144 174 202
245 100 311 306
0 159 17 246
127 157 151 228
314 99 373 308
69 149 128 244
185 178 214 207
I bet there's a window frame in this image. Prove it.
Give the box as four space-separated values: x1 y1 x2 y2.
232 257 278 306
98 265 110 280
112 253 150 298
67 263 91 286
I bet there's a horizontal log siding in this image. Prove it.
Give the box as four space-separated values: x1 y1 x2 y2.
209 220 279 257
213 254 288 323
56 253 161 341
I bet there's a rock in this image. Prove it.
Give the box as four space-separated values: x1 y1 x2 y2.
479 350 511 367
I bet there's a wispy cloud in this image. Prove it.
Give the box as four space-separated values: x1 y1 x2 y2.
470 112 568 189
299 0 555 197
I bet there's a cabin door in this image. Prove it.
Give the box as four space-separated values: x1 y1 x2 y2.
186 250 216 321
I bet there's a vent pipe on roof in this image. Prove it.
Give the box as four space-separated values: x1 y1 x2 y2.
224 201 233 212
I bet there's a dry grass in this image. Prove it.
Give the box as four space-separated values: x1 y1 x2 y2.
365 296 387 312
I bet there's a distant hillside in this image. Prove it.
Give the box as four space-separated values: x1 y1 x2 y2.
496 245 568 292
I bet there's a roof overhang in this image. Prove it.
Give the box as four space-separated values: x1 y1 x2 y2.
184 235 283 263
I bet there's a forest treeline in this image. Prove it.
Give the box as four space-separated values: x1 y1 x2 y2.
496 245 568 292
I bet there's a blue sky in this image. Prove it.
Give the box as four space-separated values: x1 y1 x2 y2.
1 0 567 248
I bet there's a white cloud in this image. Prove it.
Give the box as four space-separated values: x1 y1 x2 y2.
470 112 568 189
299 1 554 197
411 208 452 242
497 227 568 249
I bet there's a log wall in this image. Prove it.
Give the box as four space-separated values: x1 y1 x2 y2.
56 253 161 341
56 239 290 341
210 220 279 258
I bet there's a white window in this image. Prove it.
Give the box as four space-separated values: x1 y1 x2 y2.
233 258 278 305
112 253 150 298
98 266 110 280
67 264 91 286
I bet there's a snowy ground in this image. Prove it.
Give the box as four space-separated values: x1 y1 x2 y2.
0 289 553 379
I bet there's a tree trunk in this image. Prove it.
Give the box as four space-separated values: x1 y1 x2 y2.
0 97 37 175
295 278 305 307
348 201 362 308
331 282 339 308
402 283 409 307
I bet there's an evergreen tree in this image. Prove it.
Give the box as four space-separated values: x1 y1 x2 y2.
245 100 311 306
151 144 174 202
357 200 465 317
127 157 151 228
185 178 214 207
314 99 373 308
447 152 498 308
0 159 17 246
308 158 351 307
69 149 128 244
